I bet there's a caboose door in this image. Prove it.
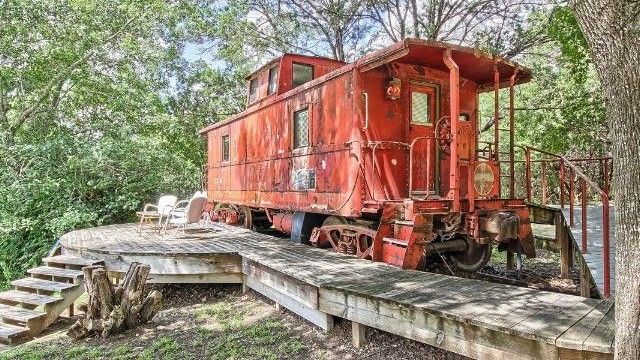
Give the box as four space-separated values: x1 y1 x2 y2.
406 83 438 198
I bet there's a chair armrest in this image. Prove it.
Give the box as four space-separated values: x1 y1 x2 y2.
174 200 190 209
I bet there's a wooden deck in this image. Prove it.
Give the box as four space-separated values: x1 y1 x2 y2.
562 206 616 296
60 223 614 360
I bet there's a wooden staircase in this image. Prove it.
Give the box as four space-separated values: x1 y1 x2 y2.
0 254 102 344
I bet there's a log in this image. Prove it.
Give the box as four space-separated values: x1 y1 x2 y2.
67 262 162 340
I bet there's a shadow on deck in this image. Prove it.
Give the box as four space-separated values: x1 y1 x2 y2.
59 222 614 360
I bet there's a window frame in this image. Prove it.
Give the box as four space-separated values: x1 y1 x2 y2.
248 77 259 104
221 134 230 163
408 82 440 126
267 66 279 95
291 62 314 88
292 106 310 149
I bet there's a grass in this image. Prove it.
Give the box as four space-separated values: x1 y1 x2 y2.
1 294 306 360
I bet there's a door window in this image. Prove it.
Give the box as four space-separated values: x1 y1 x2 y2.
411 91 432 125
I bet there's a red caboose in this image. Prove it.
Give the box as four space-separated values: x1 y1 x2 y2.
200 39 535 271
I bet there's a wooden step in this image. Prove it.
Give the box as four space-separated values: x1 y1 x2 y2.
0 303 45 324
42 255 102 268
27 266 84 280
0 323 28 343
12 278 78 293
0 290 61 307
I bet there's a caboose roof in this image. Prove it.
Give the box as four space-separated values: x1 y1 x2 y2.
245 53 347 80
357 39 531 91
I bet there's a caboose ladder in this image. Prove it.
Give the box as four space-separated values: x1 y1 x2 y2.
0 255 102 344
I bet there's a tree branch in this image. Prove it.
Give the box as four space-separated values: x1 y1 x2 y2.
9 10 147 135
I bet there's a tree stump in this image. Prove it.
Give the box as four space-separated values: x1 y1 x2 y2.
67 262 162 340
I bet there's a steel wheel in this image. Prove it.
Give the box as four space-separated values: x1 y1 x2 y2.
451 238 492 272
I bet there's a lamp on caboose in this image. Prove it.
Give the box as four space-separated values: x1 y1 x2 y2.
386 77 401 99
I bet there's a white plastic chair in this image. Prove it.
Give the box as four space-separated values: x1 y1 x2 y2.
136 195 177 233
162 193 208 234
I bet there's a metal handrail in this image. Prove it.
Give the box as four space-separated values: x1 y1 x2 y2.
525 145 612 298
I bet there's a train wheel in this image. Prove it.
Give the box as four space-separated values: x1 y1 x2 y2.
451 237 491 272
321 216 348 249
322 216 348 227
238 206 253 229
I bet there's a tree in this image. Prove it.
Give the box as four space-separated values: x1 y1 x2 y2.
0 0 222 288
367 0 551 57
569 1 640 359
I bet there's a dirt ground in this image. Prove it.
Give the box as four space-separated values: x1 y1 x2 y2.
428 241 582 296
0 284 470 360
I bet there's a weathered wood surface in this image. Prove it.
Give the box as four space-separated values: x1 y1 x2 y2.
67 263 162 339
60 223 615 358
529 204 615 297
561 206 616 296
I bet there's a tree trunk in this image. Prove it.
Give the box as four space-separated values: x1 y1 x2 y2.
569 1 640 359
67 262 163 340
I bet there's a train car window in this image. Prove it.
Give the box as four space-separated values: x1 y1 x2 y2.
268 66 279 95
411 91 432 125
221 135 230 162
293 108 309 148
248 78 259 103
459 113 470 121
292 63 313 88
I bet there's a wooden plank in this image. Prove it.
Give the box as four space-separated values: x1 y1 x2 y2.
145 273 243 284
0 290 61 307
519 297 602 343
556 212 570 278
244 275 333 332
42 255 102 267
352 321 367 348
319 289 560 360
582 303 615 353
0 324 28 343
28 266 83 280
580 258 592 298
556 300 614 350
242 259 318 309
0 303 45 324
12 278 78 293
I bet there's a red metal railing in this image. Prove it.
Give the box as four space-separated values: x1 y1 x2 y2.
523 146 613 298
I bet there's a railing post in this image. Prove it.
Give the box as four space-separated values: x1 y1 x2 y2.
541 161 548 205
509 72 517 199
559 162 565 209
525 148 531 202
602 195 611 298
603 158 610 196
569 168 575 227
581 179 588 254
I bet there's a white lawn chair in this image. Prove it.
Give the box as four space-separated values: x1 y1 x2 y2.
136 195 177 233
162 193 208 234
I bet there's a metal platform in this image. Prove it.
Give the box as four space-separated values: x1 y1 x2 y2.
60 223 614 360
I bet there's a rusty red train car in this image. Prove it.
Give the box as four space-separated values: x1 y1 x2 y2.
199 39 535 271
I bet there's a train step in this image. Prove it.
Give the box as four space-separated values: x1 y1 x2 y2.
382 237 408 247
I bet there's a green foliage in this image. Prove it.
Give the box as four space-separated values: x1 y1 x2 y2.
0 0 222 288
479 7 607 157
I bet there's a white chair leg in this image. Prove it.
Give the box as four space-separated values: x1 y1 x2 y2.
137 215 145 233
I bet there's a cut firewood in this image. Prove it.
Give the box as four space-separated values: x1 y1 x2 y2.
67 262 162 340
